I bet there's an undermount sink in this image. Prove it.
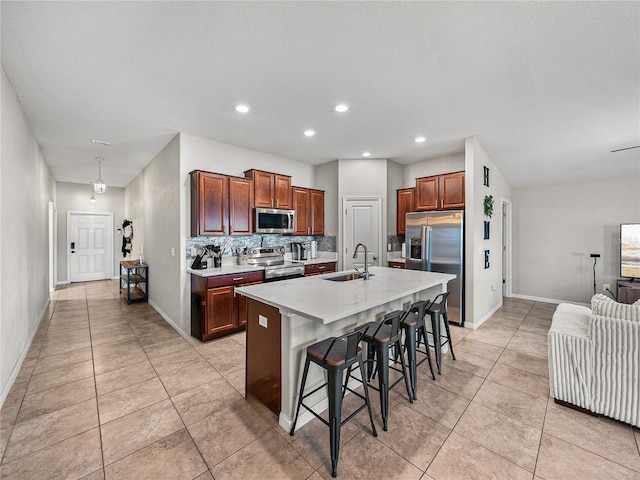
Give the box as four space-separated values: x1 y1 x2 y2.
324 272 374 282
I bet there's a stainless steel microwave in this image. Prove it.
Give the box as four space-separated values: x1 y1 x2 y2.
255 208 295 234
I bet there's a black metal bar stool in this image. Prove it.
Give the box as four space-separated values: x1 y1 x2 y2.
399 300 436 400
290 325 377 478
359 310 413 431
417 292 456 374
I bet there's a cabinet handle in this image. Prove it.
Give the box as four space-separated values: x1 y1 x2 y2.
233 277 244 281
318 266 326 270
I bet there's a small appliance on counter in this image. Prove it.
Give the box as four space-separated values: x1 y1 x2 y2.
291 242 308 261
310 240 318 259
236 246 248 265
208 245 222 268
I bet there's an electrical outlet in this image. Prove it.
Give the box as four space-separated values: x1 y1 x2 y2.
190 247 197 257
603 283 610 291
170 247 175 257
490 285 496 292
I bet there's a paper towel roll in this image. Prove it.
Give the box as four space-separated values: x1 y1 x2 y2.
401 242 406 258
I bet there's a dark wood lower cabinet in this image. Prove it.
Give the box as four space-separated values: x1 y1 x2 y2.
245 298 281 415
191 271 263 341
304 262 337 276
388 261 405 269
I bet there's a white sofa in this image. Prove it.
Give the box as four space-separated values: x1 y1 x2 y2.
548 294 640 427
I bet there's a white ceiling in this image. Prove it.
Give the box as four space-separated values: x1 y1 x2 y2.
2 2 639 189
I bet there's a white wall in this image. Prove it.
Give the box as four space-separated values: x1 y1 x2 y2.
314 160 339 236
1 68 56 405
386 160 404 237
465 136 511 328
125 135 182 331
512 176 640 304
55 182 125 283
403 153 465 187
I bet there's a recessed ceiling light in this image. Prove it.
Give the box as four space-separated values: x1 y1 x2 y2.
304 129 316 137
362 152 371 157
414 136 426 143
91 139 111 147
235 104 250 113
335 104 349 113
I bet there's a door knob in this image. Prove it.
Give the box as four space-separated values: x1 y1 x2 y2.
373 256 378 260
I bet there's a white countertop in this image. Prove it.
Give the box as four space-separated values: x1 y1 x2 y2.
235 266 455 324
188 252 338 277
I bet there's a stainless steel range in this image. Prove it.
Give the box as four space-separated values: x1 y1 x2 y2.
246 246 305 281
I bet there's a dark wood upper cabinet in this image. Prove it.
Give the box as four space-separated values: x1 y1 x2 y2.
310 189 325 236
415 171 465 211
228 176 254 235
292 187 324 236
191 171 229 236
190 170 253 236
396 188 415 235
244 169 292 209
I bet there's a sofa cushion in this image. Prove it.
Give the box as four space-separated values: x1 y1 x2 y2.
550 303 591 338
591 294 640 322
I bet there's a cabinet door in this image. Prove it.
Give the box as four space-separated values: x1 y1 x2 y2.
205 286 236 335
310 189 325 236
237 281 262 326
274 175 292 209
415 176 439 211
292 187 310 235
252 170 275 208
440 172 465 209
396 188 415 235
229 176 254 235
191 171 228 236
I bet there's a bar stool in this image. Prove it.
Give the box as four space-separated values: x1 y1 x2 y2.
359 310 413 431
290 325 377 478
399 301 436 400
417 292 456 374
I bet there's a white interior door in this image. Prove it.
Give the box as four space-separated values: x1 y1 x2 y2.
343 197 381 271
68 212 113 282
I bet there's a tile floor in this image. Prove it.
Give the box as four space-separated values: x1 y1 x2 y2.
1 280 639 479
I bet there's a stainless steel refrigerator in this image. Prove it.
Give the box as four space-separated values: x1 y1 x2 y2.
405 210 464 326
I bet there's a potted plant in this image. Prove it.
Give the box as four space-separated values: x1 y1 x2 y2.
483 195 493 240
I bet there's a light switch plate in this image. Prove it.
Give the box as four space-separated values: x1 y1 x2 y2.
259 315 268 328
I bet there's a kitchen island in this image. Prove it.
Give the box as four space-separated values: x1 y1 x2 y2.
235 266 455 432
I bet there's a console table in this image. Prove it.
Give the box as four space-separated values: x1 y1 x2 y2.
617 280 640 304
120 260 148 304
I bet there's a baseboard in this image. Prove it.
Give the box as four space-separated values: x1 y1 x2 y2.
510 293 588 307
0 299 50 408
464 301 503 330
56 280 70 286
148 299 192 343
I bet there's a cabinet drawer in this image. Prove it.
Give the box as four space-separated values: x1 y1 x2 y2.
206 270 264 288
305 262 337 276
388 262 405 269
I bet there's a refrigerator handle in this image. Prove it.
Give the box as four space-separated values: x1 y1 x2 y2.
425 226 432 271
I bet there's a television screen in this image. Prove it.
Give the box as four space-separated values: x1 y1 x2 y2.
620 223 640 279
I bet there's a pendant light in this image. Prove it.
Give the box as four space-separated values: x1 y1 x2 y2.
93 157 106 194
89 184 97 206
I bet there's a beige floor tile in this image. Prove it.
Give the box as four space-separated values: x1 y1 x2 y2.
440 351 495 378
93 348 148 376
100 399 184 465
91 328 136 346
454 338 504 362
37 338 93 358
454 402 541 472
406 381 470 429
465 328 514 348
543 401 640 472
26 359 94 395
485 315 523 330
224 367 246 396
427 431 532 480
281 411 362 469
194 471 214 480
506 336 548 360
33 346 92 375
91 337 143 359
425 364 484 400
517 320 551 336
104 428 208 480
497 348 549 378
3 398 98 462
16 377 96 424
172 376 244 426
81 468 105 479
211 429 314 480
149 347 204 376
473 380 547 430
487 363 549 399
188 401 272 467
95 358 156 396
536 433 639 480
159 359 222 397
635 429 639 455
448 325 472 345
44 328 91 345
316 430 423 480
0 428 102 480
199 339 246 376
90 321 132 337
45 318 90 335
98 377 168 424
143 337 192 359
375 402 450 470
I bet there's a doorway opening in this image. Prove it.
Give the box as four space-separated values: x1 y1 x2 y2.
342 197 382 272
67 212 114 283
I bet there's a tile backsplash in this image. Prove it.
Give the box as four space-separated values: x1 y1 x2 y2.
187 235 336 257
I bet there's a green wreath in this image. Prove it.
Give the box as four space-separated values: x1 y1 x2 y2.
484 195 494 218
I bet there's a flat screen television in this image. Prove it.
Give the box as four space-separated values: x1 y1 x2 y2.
620 223 640 280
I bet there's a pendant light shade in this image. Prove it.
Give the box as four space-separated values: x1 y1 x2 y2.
93 157 106 194
89 183 97 206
